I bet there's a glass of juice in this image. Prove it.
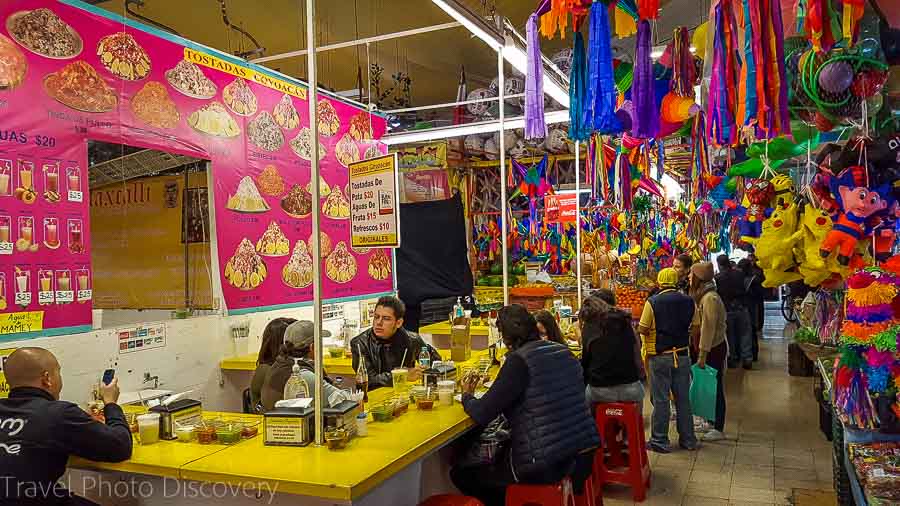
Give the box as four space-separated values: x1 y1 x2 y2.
18 217 33 248
67 166 80 193
44 218 58 249
57 270 70 292
43 163 59 202
0 216 10 244
38 270 53 293
0 160 11 197
68 219 83 253
18 160 33 190
391 368 409 394
14 268 29 295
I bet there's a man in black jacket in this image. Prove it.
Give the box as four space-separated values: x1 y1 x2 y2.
351 296 440 390
715 254 754 369
0 347 132 505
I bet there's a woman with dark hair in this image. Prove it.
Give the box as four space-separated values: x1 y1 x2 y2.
250 317 296 412
533 310 566 344
580 296 644 406
451 304 599 506
260 321 348 412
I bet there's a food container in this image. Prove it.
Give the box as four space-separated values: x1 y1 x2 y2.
355 413 368 436
136 413 160 445
371 401 394 422
392 395 409 417
437 380 456 406
414 390 436 411
175 425 196 442
325 428 349 450
328 347 344 359
409 385 427 404
241 424 259 439
196 424 217 444
216 424 243 445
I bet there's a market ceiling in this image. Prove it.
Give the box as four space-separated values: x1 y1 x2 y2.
94 0 693 111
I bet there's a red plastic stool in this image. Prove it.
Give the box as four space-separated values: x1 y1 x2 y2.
505 478 575 506
593 402 651 502
419 494 485 506
574 476 603 506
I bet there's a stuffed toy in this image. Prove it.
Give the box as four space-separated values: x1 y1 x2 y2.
746 202 800 273
770 174 796 210
820 166 892 266
730 179 776 244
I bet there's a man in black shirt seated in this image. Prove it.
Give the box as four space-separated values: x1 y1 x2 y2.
0 347 132 505
351 296 440 390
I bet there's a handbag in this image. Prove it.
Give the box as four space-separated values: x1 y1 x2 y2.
458 415 511 467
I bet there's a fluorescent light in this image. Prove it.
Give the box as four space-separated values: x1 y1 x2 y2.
431 0 503 49
381 109 570 145
650 48 664 59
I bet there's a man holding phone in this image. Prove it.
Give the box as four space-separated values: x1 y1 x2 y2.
0 347 132 504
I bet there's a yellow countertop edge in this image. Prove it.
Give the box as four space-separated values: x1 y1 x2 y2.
177 415 475 500
220 354 356 375
69 456 190 480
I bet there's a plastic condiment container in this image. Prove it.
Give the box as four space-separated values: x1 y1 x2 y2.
175 425 196 442
437 380 455 406
216 424 242 445
197 425 217 444
355 413 368 436
136 413 161 445
371 402 394 422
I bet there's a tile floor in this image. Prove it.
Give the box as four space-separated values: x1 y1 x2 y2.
600 335 836 506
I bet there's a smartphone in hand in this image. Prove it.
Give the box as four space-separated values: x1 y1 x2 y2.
101 369 115 385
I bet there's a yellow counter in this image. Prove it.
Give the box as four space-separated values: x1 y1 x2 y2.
78 351 494 501
220 349 456 375
419 321 491 337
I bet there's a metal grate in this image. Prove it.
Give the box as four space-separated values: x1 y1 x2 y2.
89 149 201 189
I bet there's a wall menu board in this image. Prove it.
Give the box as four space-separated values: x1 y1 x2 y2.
0 0 393 337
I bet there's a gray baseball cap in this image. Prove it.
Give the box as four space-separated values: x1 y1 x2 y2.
284 320 331 348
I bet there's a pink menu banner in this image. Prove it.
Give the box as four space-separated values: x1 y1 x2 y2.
0 0 392 336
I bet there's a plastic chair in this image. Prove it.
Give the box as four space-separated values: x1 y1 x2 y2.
574 476 602 506
505 478 575 506
593 402 651 502
419 494 485 506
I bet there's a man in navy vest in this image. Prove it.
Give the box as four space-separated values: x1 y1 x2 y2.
639 268 698 453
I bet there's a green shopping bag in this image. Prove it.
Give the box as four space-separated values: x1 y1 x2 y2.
690 364 719 422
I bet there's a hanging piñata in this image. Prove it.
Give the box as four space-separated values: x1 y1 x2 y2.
583 1 623 135
631 20 659 139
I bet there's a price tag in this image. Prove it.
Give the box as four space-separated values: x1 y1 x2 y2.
0 242 11 255
15 292 31 306
77 289 92 302
38 291 54 305
56 291 74 303
68 190 83 203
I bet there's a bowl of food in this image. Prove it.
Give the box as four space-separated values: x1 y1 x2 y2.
414 390 437 411
328 347 344 359
371 401 394 422
175 425 196 442
325 428 349 450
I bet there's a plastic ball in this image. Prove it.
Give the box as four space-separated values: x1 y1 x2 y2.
814 111 835 132
483 138 499 160
544 128 569 153
616 101 634 132
551 48 574 75
851 69 888 97
866 94 884 115
691 22 708 59
818 61 855 94
466 88 496 117
464 134 485 153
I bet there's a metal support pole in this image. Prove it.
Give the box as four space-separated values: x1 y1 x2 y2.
498 49 509 306
306 0 324 447
575 141 582 308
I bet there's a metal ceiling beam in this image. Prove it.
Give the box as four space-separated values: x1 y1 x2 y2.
251 22 462 64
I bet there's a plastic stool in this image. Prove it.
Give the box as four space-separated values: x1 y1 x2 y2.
593 402 651 502
574 476 602 506
419 494 485 506
505 478 575 506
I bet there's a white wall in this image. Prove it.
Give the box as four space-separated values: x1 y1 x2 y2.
1 300 367 411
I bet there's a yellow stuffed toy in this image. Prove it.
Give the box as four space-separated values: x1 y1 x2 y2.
746 202 801 272
770 174 795 209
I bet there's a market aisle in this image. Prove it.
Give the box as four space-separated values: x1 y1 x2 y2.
601 337 835 506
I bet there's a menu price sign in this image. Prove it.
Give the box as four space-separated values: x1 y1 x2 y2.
0 243 11 256
348 154 400 249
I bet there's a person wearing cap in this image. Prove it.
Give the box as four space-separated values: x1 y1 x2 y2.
639 268 698 453
689 261 728 442
260 320 349 412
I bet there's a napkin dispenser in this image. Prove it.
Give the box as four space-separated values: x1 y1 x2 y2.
148 399 202 440
323 400 360 437
423 362 458 389
264 407 313 446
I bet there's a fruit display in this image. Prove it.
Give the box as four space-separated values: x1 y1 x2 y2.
226 176 269 213
255 221 289 257
224 238 267 290
282 240 313 288
615 286 649 316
